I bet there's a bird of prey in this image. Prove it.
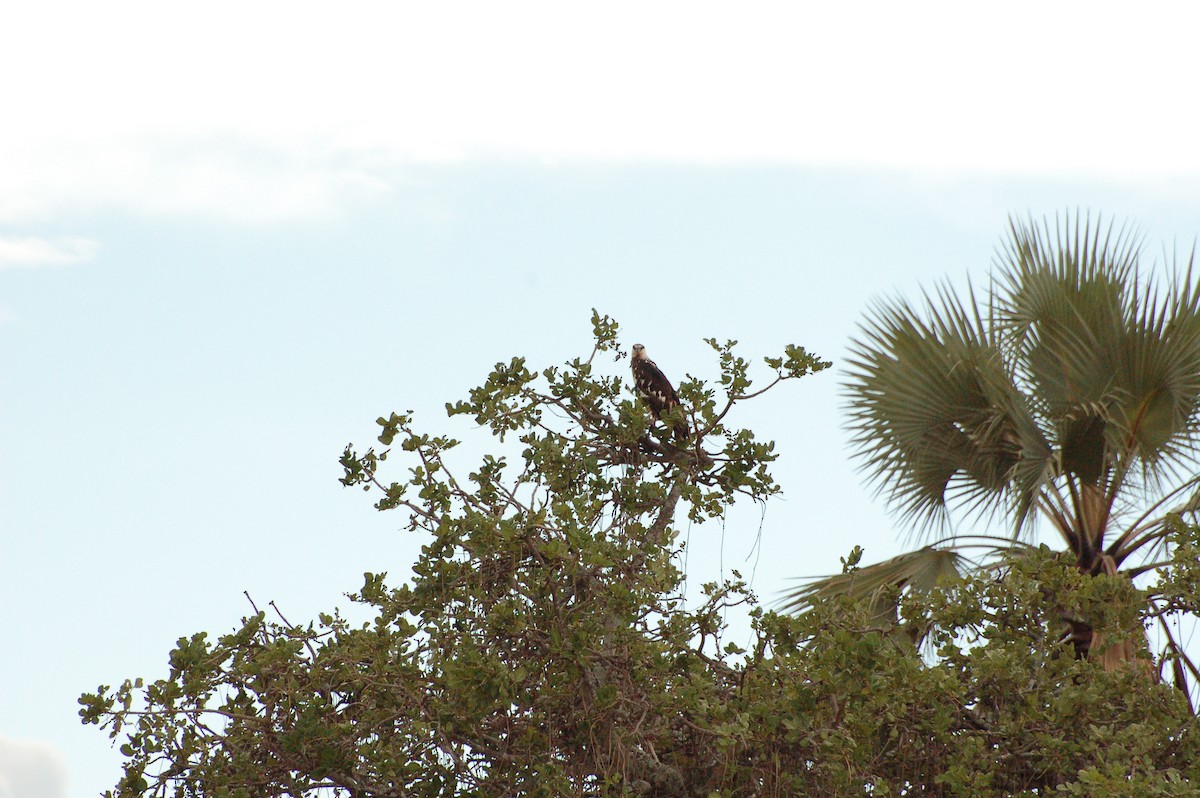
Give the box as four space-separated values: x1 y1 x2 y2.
631 343 689 440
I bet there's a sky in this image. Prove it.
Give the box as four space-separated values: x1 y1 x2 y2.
5 3 1200 796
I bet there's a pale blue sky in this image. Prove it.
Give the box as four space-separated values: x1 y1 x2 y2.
5 4 1200 796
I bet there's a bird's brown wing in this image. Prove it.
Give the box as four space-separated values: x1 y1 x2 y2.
633 359 688 438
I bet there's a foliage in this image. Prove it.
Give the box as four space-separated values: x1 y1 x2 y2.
844 214 1200 542
82 312 1200 796
791 214 1200 695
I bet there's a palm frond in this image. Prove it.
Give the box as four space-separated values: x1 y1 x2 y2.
995 214 1200 498
844 279 1051 538
778 545 971 615
819 213 1200 688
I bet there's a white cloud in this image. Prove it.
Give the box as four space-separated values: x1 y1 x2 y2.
1 1 1199 223
0 236 99 268
0 736 68 798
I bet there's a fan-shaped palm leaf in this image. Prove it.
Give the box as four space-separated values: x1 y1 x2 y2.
844 213 1200 562
805 213 1200 691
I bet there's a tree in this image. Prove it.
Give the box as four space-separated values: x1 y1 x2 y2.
787 214 1200 702
81 312 1200 797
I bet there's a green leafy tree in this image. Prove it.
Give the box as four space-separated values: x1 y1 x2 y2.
787 214 1200 701
82 314 831 796
81 312 1200 797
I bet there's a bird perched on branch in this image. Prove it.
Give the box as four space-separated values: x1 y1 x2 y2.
631 343 689 440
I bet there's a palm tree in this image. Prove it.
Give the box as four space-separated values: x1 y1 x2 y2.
786 213 1200 700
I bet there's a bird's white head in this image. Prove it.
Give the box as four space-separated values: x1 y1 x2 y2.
632 343 647 360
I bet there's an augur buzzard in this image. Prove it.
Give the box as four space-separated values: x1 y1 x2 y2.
631 343 689 440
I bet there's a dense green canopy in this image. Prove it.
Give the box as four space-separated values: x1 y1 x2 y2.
82 312 1200 796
